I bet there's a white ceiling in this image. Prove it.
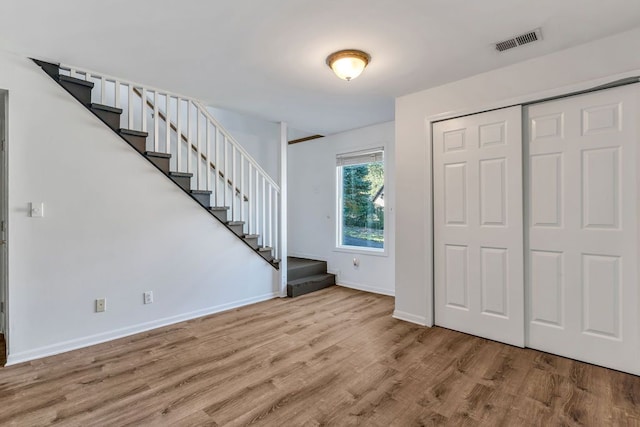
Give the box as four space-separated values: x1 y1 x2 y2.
1 0 640 135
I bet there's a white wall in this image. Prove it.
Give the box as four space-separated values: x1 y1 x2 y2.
207 107 280 182
1 51 279 364
395 26 640 326
288 122 395 296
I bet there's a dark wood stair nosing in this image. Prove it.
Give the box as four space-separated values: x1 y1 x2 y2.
57 74 95 88
91 103 122 114
169 171 193 178
145 151 171 159
119 128 148 137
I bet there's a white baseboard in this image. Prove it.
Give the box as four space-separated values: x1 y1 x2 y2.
5 292 278 366
393 310 430 326
336 279 395 297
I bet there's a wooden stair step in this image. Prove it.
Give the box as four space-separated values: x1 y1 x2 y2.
90 103 122 130
57 74 94 106
243 234 259 249
190 190 211 207
168 171 193 191
287 273 336 298
226 221 245 236
209 206 229 222
257 246 273 262
118 129 148 153
144 151 171 173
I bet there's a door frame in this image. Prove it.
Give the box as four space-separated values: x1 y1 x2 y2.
0 89 7 342
423 71 640 327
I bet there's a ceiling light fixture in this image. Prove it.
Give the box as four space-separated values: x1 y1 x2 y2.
326 49 371 81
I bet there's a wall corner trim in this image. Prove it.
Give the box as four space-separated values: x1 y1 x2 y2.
393 310 431 327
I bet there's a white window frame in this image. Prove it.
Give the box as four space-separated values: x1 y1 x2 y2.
335 147 387 256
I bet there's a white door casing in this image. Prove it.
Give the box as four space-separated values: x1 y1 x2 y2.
433 106 524 347
525 84 639 374
0 91 5 335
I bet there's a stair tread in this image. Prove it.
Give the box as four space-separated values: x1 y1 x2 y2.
169 171 193 178
227 221 245 225
243 234 259 239
209 206 229 211
119 128 148 137
58 74 94 88
257 246 272 252
145 151 171 158
191 190 212 195
288 273 335 286
91 103 122 114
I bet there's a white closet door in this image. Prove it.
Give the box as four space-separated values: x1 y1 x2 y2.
525 84 639 374
433 106 524 347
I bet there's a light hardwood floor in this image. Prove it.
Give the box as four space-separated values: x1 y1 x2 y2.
0 287 638 426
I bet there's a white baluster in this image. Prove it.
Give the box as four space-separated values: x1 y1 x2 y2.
223 137 228 209
128 85 133 129
165 95 171 155
115 81 121 110
274 191 278 260
141 88 147 132
262 177 266 248
248 163 253 234
176 98 182 172
197 110 202 190
232 145 237 221
100 77 106 104
240 154 245 223
206 121 211 192
153 92 159 152
268 185 273 248
214 128 220 206
187 101 192 174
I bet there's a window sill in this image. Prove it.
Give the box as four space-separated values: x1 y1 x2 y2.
334 245 388 257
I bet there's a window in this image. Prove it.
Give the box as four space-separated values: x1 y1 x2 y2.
336 148 384 252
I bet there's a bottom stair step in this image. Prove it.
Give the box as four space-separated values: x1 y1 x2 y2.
287 273 336 298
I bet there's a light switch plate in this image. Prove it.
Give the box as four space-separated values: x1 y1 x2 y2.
30 202 44 218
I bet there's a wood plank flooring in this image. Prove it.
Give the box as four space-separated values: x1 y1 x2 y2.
0 286 638 426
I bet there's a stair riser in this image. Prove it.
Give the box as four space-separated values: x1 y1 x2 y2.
35 61 60 79
228 224 244 236
210 210 227 223
92 108 121 131
288 261 329 281
121 134 147 153
287 276 335 297
259 250 273 262
59 80 92 107
243 237 258 249
147 156 170 174
171 175 191 191
192 193 211 208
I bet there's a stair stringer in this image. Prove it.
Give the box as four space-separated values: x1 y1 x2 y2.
4 53 279 364
32 59 279 268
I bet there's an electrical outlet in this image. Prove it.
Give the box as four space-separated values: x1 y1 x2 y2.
95 298 106 313
143 291 153 304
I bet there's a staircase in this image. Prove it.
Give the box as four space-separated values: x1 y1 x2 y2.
33 59 280 269
287 257 335 297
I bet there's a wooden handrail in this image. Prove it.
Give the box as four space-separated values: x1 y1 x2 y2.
288 134 324 144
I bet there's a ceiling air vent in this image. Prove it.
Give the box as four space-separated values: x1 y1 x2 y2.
495 28 542 52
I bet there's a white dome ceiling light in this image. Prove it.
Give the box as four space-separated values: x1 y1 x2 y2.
326 49 371 81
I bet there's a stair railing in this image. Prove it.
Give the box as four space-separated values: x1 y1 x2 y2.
58 65 280 259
